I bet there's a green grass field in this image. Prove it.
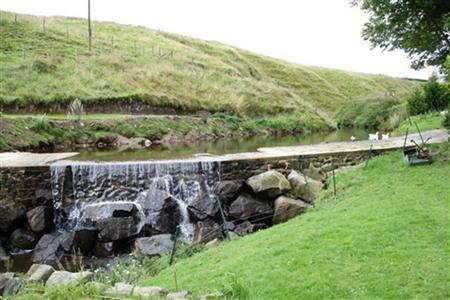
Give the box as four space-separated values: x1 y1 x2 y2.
141 145 449 299
1 11 419 124
392 113 446 137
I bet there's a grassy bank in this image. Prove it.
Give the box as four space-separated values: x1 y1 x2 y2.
11 144 449 299
392 113 447 137
142 145 449 299
0 113 332 151
1 11 418 123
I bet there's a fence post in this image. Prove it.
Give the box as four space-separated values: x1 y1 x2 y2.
364 144 374 168
168 226 181 266
332 165 337 198
14 14 17 23
42 17 46 33
216 196 230 240
22 44 26 60
66 23 69 39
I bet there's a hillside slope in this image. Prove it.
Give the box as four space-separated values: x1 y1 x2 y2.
1 11 418 122
141 148 449 299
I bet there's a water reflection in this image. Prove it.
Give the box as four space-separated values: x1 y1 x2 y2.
73 128 368 161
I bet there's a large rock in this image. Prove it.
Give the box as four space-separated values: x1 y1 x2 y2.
214 180 244 205
81 202 143 241
167 290 190 299
60 228 97 254
0 273 22 296
272 196 309 224
136 189 182 234
26 264 55 283
31 233 64 267
288 170 322 202
26 206 54 233
228 193 273 221
133 234 174 257
10 228 38 250
233 221 254 236
106 282 166 297
193 220 223 244
0 202 26 233
46 271 93 286
303 163 326 182
246 170 291 200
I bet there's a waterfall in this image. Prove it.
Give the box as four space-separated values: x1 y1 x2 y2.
50 158 221 239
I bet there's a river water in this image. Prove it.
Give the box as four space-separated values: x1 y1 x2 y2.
73 128 369 161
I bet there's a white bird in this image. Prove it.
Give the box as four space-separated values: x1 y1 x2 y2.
368 132 379 141
382 133 390 140
350 136 357 142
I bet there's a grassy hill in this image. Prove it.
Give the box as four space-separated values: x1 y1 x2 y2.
0 11 419 123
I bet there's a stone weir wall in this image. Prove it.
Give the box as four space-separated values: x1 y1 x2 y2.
0 148 383 233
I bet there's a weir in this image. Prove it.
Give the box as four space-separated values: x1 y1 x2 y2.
50 159 221 239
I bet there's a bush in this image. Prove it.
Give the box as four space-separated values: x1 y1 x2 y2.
443 113 450 129
31 114 50 132
407 75 450 115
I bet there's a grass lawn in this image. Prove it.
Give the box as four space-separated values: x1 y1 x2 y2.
140 145 449 299
393 113 446 137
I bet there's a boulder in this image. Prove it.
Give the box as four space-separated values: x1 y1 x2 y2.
193 220 223 244
133 234 174 257
214 180 244 205
228 193 273 221
198 292 224 300
93 242 114 257
31 233 64 267
97 217 140 241
272 196 309 224
60 228 97 254
26 264 55 283
246 170 291 200
0 273 22 296
136 189 182 234
106 283 165 297
0 202 26 233
303 163 326 182
34 189 53 206
167 290 190 300
187 187 218 221
288 170 322 202
46 271 93 286
81 202 143 242
26 206 54 233
10 228 38 249
133 286 167 298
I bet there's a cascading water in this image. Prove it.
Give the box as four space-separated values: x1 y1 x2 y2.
50 158 221 240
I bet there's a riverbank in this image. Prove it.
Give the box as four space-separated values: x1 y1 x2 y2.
0 113 333 152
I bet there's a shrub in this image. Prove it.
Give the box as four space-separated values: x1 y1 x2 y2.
443 113 450 129
407 75 450 115
31 114 50 132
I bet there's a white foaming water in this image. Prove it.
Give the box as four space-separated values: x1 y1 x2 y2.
50 158 221 239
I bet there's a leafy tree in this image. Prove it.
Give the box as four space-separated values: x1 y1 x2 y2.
407 74 449 115
352 0 450 72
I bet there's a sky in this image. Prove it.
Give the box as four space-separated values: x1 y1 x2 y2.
0 0 435 79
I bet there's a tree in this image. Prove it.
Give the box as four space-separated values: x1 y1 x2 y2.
352 0 450 72
407 74 449 115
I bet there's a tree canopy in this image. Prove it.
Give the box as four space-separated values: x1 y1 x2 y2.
352 0 450 72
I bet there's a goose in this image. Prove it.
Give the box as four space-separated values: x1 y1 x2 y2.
381 133 390 140
368 132 379 141
350 136 357 142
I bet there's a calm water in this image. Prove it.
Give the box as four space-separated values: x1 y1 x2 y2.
73 128 369 162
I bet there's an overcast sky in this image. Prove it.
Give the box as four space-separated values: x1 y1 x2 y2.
1 0 435 79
